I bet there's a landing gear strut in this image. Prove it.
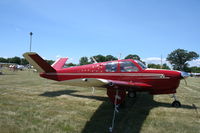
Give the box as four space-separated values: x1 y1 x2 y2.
172 94 181 107
109 89 119 133
107 89 126 132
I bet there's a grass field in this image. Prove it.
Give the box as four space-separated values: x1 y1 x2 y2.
0 69 200 133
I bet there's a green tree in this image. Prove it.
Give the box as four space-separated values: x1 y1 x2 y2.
0 57 8 63
46 60 54 65
9 57 21 64
190 66 200 73
105 55 117 61
167 49 199 71
148 63 170 70
124 54 146 64
79 57 90 65
147 64 160 69
125 54 140 60
91 55 106 63
21 58 29 65
162 63 170 70
66 63 77 67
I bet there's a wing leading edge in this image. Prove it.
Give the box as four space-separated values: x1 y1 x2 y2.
56 78 152 89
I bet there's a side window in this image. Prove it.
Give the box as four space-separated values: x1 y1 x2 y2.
105 62 118 72
120 61 138 72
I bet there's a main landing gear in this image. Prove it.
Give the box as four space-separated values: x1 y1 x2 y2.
127 91 136 98
107 89 126 133
172 94 181 107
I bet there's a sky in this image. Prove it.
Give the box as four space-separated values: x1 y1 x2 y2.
0 0 200 66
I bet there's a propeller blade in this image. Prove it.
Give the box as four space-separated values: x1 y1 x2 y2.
183 78 188 86
181 71 190 79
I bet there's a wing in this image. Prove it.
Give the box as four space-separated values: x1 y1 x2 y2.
100 79 152 89
54 78 109 87
55 78 152 90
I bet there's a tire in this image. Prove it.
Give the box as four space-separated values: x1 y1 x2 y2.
128 91 136 98
172 100 181 107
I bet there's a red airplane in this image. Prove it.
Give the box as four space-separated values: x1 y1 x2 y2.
23 52 188 107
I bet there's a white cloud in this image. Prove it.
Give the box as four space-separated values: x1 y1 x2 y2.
68 58 74 62
142 57 169 65
188 59 200 67
42 56 46 60
56 55 62 59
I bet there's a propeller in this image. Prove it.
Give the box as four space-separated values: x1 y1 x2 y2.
181 71 190 79
183 78 188 86
180 71 190 86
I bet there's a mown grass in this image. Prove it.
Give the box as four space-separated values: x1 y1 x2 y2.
0 69 200 133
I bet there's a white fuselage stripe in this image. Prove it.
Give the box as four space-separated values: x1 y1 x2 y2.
46 72 164 77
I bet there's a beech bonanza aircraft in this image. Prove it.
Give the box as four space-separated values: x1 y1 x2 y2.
23 52 188 107
23 52 189 132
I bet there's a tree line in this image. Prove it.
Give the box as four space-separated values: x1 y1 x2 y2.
0 49 199 72
79 49 199 72
79 54 141 65
0 56 54 66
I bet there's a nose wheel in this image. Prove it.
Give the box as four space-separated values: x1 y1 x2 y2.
171 94 181 107
172 100 181 107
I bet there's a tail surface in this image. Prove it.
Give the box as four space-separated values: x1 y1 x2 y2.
23 52 56 73
52 57 68 70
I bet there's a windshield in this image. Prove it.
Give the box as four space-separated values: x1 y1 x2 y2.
120 61 139 72
135 60 147 70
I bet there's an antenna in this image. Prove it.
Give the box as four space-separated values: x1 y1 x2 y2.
161 54 163 69
118 53 122 60
91 57 98 64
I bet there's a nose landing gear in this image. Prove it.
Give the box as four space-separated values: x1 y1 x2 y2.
172 94 181 107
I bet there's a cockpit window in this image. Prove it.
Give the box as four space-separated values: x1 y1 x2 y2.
120 61 138 72
105 62 118 72
135 60 147 70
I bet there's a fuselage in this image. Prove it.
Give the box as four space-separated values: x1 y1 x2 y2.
40 59 182 95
